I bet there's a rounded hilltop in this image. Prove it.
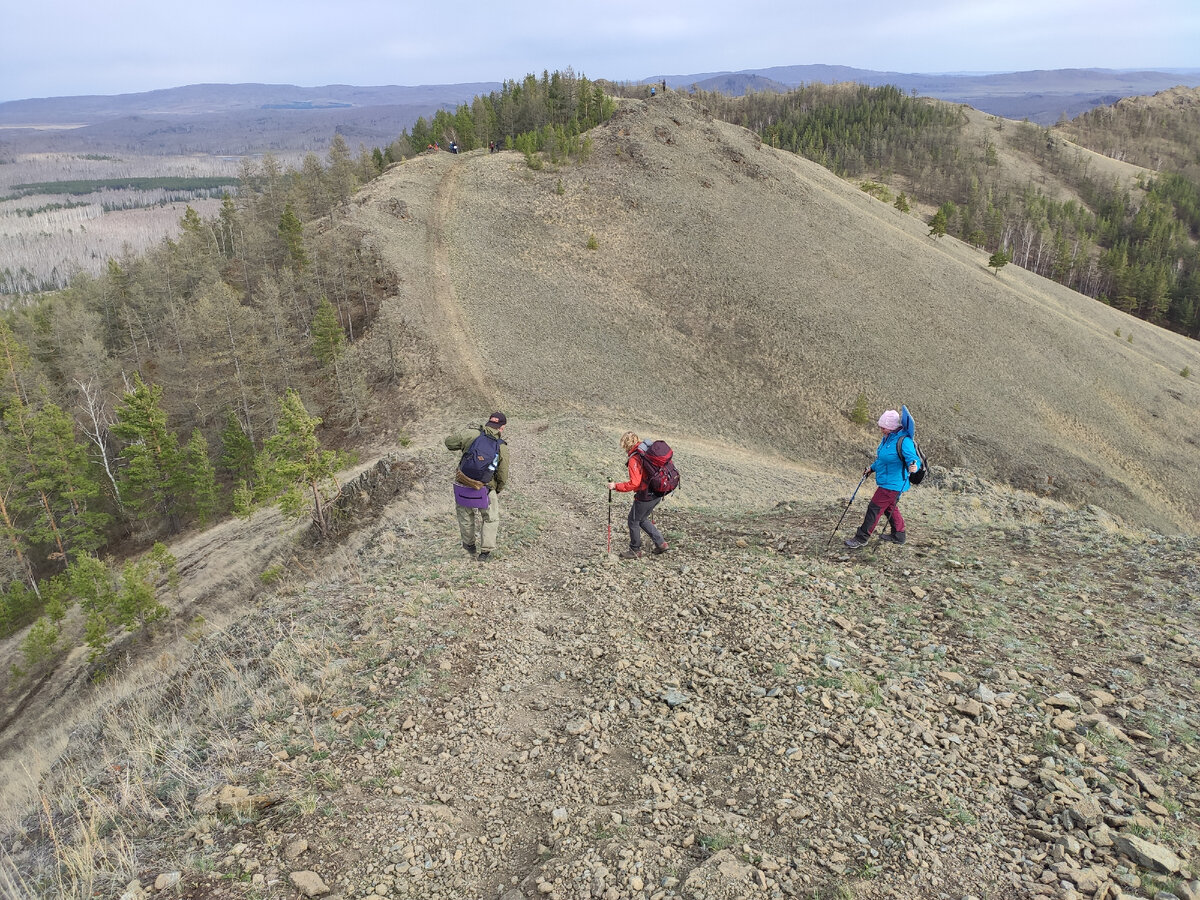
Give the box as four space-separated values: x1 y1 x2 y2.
352 89 1199 535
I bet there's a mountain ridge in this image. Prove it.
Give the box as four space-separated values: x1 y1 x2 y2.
2 88 1200 900
348 92 1198 534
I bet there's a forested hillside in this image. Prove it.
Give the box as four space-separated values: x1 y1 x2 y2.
0 68 621 679
694 83 1200 338
1059 86 1200 183
0 135 402 663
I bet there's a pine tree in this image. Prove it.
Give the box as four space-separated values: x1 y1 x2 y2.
3 402 66 563
178 429 219 525
65 552 119 659
928 208 948 239
19 614 59 669
219 410 256 485
25 402 110 557
311 296 345 365
850 393 870 425
217 194 239 257
0 453 37 597
256 390 349 537
0 322 69 575
278 203 308 272
66 546 172 659
111 374 184 534
988 247 1012 276
0 318 31 405
326 134 357 207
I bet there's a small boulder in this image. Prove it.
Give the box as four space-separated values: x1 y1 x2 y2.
1113 832 1182 874
153 873 181 891
288 871 330 897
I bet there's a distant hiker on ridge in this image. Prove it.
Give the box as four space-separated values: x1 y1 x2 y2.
446 413 509 561
844 409 920 548
607 432 679 559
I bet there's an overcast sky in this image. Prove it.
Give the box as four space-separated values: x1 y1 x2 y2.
3 0 1198 102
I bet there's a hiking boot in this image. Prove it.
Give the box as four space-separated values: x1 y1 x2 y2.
463 542 477 555
618 549 642 560
843 536 869 549
477 551 492 562
878 532 907 544
651 542 670 555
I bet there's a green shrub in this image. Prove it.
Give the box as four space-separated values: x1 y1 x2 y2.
1182 366 1192 378
586 234 599 251
850 392 870 425
859 181 892 202
20 615 59 668
0 580 41 638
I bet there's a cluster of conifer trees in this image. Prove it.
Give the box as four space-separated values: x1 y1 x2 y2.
397 69 616 159
1 137 392 667
697 83 1200 337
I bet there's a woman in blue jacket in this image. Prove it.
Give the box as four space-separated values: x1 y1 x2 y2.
845 409 920 548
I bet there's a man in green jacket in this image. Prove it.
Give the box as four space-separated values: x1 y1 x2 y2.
444 412 509 561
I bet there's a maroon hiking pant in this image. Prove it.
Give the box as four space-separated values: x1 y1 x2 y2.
855 487 905 540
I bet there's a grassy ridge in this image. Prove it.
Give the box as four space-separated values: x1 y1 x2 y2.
693 83 1200 337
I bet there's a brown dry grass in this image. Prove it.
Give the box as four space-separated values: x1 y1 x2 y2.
352 91 1199 534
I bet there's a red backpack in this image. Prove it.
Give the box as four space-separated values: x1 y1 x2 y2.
638 440 680 495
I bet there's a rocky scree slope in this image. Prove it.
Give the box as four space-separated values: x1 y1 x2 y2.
6 424 1199 900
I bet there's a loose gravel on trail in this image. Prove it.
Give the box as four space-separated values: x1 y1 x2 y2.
49 418 1198 900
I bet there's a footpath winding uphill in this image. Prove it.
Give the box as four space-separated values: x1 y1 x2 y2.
19 413 1195 900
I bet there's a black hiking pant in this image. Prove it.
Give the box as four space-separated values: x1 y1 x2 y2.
628 496 665 551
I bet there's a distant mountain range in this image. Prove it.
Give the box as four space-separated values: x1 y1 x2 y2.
2 67 1198 155
654 65 1200 124
0 83 500 155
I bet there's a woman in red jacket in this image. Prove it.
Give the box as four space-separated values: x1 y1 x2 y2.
607 431 669 559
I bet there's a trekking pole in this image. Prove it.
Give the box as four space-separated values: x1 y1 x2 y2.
825 471 868 551
607 483 613 554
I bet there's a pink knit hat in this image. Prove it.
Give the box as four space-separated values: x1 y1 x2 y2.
877 409 901 431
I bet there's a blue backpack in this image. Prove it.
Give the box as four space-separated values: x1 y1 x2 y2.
898 406 929 485
459 428 504 484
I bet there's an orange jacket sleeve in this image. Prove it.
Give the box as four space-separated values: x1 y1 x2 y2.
613 452 644 492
